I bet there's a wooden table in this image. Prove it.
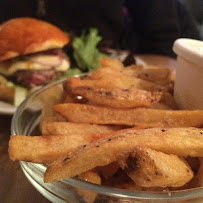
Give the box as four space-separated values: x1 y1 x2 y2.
0 55 176 203
0 115 50 203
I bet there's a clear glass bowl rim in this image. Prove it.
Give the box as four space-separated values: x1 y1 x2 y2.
11 77 203 201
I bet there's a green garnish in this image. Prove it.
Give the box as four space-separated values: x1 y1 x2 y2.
72 28 106 71
63 68 82 77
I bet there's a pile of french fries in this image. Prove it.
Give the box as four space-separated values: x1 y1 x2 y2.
9 58 203 202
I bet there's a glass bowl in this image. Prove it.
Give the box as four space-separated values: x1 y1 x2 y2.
11 78 203 203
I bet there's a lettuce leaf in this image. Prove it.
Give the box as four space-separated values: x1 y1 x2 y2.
63 68 82 77
72 28 106 71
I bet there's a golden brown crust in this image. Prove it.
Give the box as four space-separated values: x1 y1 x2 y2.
0 17 69 62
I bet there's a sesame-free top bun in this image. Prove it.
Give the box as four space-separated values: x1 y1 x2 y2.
0 17 69 62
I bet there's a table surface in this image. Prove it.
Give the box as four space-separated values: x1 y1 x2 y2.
0 55 176 203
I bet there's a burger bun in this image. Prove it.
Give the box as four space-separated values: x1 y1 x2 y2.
0 17 69 62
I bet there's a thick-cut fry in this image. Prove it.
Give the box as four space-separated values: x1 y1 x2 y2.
40 116 61 132
99 58 172 85
54 103 203 127
44 127 203 182
77 170 101 203
9 135 92 164
102 168 132 187
89 68 165 91
9 129 131 163
67 85 162 108
65 78 174 109
42 121 122 136
78 170 101 184
113 64 172 85
136 66 171 84
104 66 173 93
117 147 193 188
63 94 88 104
63 77 100 90
40 84 64 122
92 66 174 92
169 176 200 191
96 162 120 179
64 74 165 94
160 92 178 110
99 57 124 70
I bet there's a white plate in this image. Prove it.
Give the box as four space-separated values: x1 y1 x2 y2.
0 101 16 115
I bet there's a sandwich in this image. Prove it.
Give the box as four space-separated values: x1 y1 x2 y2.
0 17 70 105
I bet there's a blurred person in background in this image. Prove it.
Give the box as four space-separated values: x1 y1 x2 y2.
0 0 200 57
180 0 203 39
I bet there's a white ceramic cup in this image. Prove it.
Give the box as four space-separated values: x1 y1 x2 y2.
173 38 203 110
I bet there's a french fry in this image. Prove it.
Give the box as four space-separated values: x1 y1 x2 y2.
64 74 165 94
44 127 203 182
112 65 140 79
42 122 123 136
40 116 61 132
93 66 174 93
117 147 193 188
96 162 120 179
78 170 101 184
116 64 172 85
170 176 200 190
77 170 101 203
9 129 131 163
160 92 178 110
99 57 124 70
102 168 132 187
62 93 79 103
40 84 64 122
64 75 124 92
90 68 165 91
62 88 89 104
98 63 173 94
67 84 163 108
136 66 171 84
54 103 203 127
65 77 175 109
9 135 92 164
106 65 174 93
